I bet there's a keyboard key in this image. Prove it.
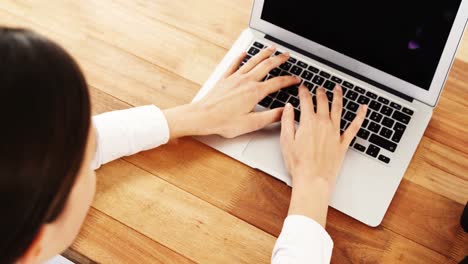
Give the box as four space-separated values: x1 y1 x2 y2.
248 47 260 56
350 137 356 146
269 90 279 97
380 127 393 139
288 57 298 63
280 62 292 71
304 81 314 90
346 90 359 101
354 86 366 94
402 107 414 116
290 65 303 76
243 54 252 62
276 91 290 102
340 119 347 130
312 75 325 86
368 122 381 133
366 144 381 158
288 97 300 107
346 101 359 112
358 95 370 105
392 111 411 124
357 129 370 140
341 109 347 117
369 101 382 111
343 81 354 89
326 91 333 101
380 106 393 116
378 97 389 105
301 71 314 81
378 155 390 164
320 71 331 78
280 71 292 76
297 61 308 68
253 42 264 49
366 91 378 100
308 65 320 73
362 119 369 128
343 98 349 108
285 85 299 96
294 109 301 122
275 51 282 56
392 122 406 143
324 80 336 90
382 117 395 128
390 102 402 110
271 100 285 109
369 134 397 152
269 68 281 76
331 76 343 84
370 112 383 123
344 111 356 122
354 143 366 152
259 96 273 107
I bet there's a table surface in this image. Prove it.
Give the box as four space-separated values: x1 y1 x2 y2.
2 1 468 263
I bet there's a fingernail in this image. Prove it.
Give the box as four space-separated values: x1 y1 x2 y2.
284 52 290 56
295 76 301 81
336 86 342 92
286 103 292 109
268 45 276 51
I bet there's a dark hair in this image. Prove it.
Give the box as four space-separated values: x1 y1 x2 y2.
0 28 91 263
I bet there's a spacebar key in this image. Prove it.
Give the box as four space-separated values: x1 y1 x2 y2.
369 134 397 152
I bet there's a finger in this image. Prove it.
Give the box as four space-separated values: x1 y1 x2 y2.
316 87 329 118
298 84 314 123
239 46 276 74
222 52 247 78
241 107 284 134
248 52 290 81
280 103 295 156
259 75 301 99
342 105 368 147
331 85 343 126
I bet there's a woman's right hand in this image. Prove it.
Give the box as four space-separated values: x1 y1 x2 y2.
280 84 367 226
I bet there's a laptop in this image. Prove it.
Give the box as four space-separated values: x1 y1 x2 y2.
193 0 468 226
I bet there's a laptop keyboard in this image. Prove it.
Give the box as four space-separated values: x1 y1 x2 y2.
243 41 415 165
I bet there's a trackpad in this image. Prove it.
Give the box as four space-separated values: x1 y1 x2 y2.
242 123 292 185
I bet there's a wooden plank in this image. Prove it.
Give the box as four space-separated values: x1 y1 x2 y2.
457 29 468 63
71 208 195 264
0 0 227 85
93 159 276 263
111 0 251 49
0 8 198 109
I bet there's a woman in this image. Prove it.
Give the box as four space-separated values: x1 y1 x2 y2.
0 28 366 264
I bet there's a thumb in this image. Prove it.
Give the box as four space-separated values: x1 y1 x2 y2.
280 103 295 153
241 107 284 134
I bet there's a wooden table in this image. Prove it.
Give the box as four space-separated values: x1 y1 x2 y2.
2 1 467 263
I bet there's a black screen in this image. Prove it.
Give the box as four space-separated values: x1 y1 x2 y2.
261 1 462 90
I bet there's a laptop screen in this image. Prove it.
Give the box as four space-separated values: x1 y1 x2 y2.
261 0 462 90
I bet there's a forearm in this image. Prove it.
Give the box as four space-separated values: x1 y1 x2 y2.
288 174 332 227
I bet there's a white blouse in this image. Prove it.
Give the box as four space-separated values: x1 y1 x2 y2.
91 105 333 264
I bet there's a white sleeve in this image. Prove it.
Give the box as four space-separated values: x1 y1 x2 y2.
272 215 333 264
91 105 170 170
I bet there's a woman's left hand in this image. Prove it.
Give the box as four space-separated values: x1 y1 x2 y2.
164 46 301 139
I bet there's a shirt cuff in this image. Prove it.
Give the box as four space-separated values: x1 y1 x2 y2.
92 105 170 169
272 215 333 264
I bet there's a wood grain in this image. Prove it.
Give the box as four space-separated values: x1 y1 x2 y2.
0 0 467 263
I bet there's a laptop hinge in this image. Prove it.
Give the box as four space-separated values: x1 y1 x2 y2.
265 35 414 103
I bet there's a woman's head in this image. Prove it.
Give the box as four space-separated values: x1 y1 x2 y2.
0 28 96 263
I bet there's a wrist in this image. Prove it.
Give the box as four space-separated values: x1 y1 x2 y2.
291 169 335 195
163 103 207 139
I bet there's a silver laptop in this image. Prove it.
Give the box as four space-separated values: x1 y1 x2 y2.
193 0 468 226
